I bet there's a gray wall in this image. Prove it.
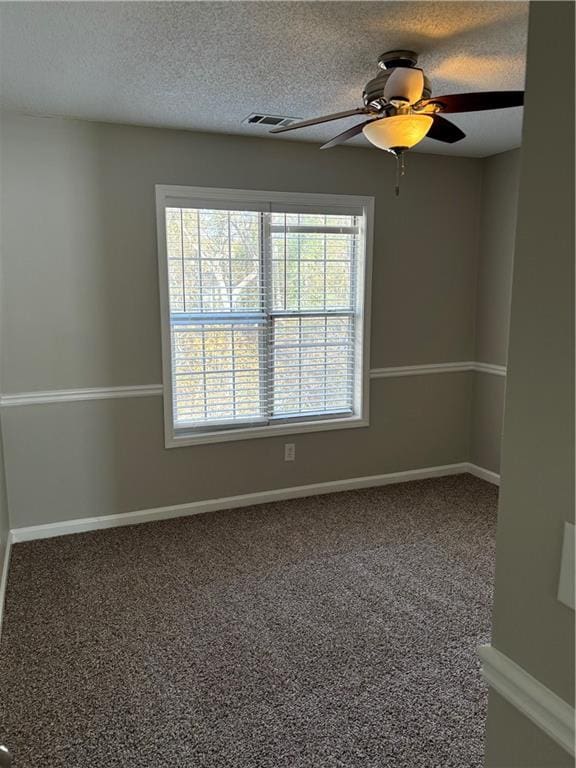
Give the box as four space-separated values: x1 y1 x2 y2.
475 150 521 367
0 324 8 587
486 691 574 768
0 418 8 580
485 1 575 765
0 112 482 528
471 371 506 474
471 149 521 473
0 188 9 593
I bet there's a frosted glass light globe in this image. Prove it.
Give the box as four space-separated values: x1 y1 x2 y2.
363 114 434 151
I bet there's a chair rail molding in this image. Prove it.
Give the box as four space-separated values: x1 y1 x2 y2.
370 362 473 378
0 362 507 407
479 644 575 757
472 361 507 376
0 384 164 407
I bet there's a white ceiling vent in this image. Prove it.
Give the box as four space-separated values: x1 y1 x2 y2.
243 113 301 128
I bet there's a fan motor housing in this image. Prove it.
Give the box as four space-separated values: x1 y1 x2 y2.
377 50 419 69
363 69 432 109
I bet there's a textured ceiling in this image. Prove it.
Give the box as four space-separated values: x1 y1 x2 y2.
0 1 528 157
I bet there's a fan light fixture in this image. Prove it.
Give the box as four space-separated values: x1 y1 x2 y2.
362 114 434 152
269 49 524 196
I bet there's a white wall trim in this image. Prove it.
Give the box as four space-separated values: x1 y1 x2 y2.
370 362 475 378
0 384 164 407
156 186 375 451
0 531 13 642
0 363 508 407
473 361 508 377
557 522 575 610
10 462 483 543
479 644 575 757
466 463 501 485
1 463 496 634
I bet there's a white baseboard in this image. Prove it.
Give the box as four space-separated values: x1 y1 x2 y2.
479 644 575 757
10 461 498 543
3 464 499 637
466 463 501 485
0 531 13 642
10 462 499 544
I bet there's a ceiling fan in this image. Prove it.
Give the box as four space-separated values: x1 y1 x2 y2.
269 50 524 192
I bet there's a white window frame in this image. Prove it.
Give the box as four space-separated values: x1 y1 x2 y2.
156 184 374 447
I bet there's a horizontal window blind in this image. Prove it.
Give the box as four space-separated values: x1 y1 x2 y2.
163 203 364 434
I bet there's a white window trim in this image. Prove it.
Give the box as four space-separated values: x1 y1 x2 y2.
155 184 374 448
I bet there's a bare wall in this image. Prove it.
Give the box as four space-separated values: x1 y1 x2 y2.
0 418 8 580
471 149 521 473
485 691 574 768
0 197 9 598
485 1 575 764
476 149 521 367
0 112 482 528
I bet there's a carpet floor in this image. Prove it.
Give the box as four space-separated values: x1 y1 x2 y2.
0 474 497 768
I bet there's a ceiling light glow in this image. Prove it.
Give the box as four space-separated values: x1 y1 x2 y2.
362 114 434 151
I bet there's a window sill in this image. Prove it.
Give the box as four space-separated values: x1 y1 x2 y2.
165 415 369 448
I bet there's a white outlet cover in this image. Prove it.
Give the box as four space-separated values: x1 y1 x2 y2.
558 522 575 610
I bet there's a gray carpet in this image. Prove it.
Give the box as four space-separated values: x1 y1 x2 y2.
0 474 497 768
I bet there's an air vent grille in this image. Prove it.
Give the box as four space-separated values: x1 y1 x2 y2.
243 113 301 128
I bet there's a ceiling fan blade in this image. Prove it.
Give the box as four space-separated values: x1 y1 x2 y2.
425 114 466 143
384 67 424 106
269 107 372 134
320 120 376 150
418 90 524 114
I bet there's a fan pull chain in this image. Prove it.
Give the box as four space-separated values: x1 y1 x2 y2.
394 151 406 197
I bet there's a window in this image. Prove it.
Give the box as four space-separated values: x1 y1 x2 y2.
156 186 373 446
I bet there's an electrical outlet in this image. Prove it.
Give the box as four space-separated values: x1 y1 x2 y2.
284 443 296 462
